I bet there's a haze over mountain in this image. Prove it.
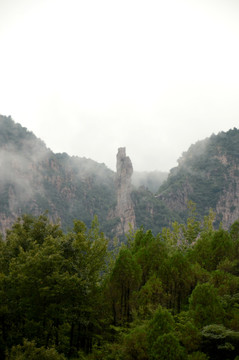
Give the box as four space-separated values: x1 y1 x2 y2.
1 0 239 173
0 114 239 238
0 115 116 235
156 128 239 228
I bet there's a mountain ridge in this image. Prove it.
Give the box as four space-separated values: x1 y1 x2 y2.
156 128 239 228
0 114 239 238
0 115 116 236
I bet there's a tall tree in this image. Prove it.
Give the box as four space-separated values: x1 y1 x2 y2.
108 248 141 326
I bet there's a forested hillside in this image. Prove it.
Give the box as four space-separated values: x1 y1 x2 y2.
131 128 239 232
1 212 239 359
157 128 239 228
0 115 171 238
1 115 239 359
0 115 116 236
1 114 239 238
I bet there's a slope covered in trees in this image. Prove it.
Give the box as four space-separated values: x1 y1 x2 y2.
1 211 239 359
131 127 239 233
1 114 239 238
157 128 239 228
0 115 116 236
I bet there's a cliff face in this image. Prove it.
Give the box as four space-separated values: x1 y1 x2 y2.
2 114 239 239
157 180 193 213
0 115 116 236
156 128 239 229
216 158 239 228
114 147 136 235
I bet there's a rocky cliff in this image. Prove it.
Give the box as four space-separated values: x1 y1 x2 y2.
215 156 239 227
1 114 239 238
0 115 116 236
156 128 239 229
114 147 136 235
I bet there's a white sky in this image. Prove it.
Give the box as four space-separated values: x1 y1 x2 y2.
0 0 239 172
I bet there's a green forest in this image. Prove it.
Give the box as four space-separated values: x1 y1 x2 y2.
1 207 239 360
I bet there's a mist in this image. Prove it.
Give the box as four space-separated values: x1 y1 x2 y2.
132 171 168 193
0 0 239 172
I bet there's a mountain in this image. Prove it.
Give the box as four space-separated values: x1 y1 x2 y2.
153 128 239 229
0 114 239 238
0 115 116 236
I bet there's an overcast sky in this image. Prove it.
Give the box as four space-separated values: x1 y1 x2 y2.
0 0 239 172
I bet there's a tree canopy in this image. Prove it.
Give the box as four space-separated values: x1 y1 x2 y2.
0 209 239 359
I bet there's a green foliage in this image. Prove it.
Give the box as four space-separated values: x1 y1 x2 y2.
189 283 225 328
149 332 186 360
121 324 148 360
137 274 165 316
175 311 202 353
188 352 209 360
6 340 66 360
108 248 142 325
0 115 117 237
159 250 195 313
147 305 175 345
190 225 235 273
132 228 168 284
131 187 183 235
230 221 239 241
156 128 239 228
2 115 239 244
201 324 239 359
1 208 239 359
0 214 108 359
0 115 46 152
146 306 186 359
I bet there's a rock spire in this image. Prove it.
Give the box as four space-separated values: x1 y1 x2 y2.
115 147 136 235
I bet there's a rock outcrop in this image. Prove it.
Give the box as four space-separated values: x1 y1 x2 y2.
155 128 239 229
114 147 136 235
3 115 239 239
216 160 239 228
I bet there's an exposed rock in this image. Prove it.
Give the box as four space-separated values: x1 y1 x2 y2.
157 179 193 212
114 147 136 235
154 128 239 229
2 114 239 239
216 162 239 228
0 115 116 236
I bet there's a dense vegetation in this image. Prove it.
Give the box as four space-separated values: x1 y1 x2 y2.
1 207 239 359
158 128 239 226
0 115 116 236
2 115 239 238
132 186 182 234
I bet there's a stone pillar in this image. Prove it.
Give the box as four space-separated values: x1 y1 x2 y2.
115 147 136 234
